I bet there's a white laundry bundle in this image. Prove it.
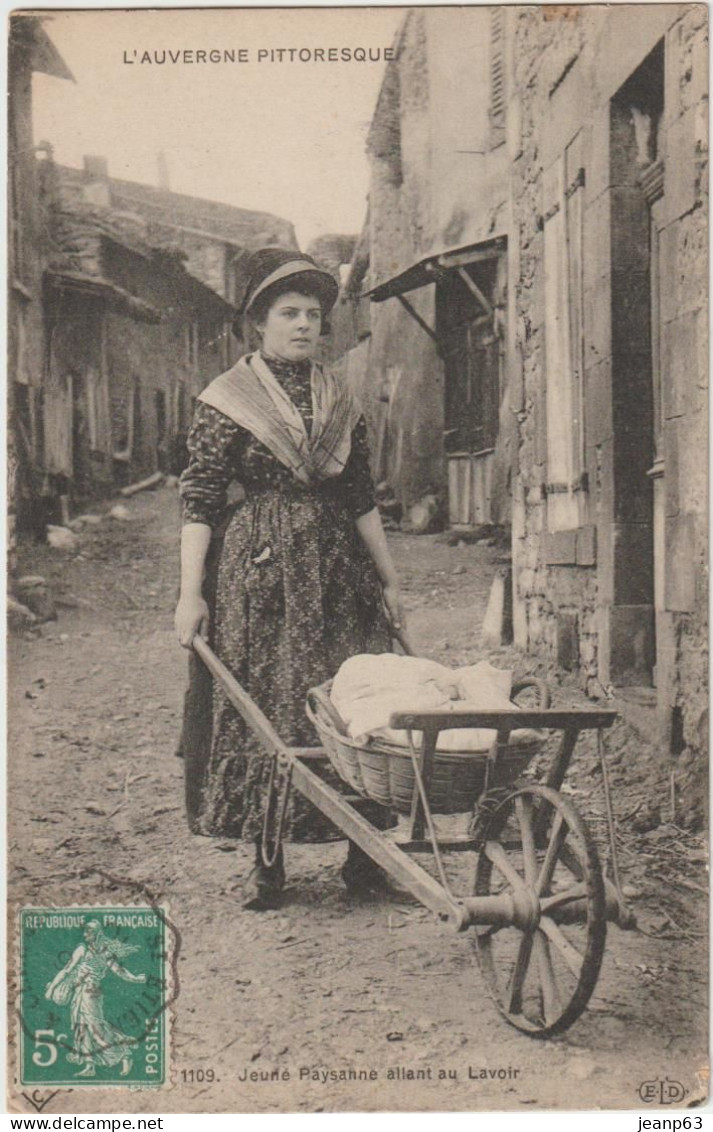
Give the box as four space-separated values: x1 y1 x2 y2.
330 654 541 753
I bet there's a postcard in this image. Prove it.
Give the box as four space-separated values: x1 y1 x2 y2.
7 4 709 1115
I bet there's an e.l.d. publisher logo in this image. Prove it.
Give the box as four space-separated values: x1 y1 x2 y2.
638 1077 688 1104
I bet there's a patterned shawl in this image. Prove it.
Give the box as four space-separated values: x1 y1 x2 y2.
198 352 359 485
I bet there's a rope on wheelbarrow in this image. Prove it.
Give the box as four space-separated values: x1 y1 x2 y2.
598 729 624 896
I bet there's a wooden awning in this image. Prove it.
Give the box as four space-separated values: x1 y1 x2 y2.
365 235 506 303
46 270 162 323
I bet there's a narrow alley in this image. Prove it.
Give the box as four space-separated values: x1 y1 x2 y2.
8 483 708 1112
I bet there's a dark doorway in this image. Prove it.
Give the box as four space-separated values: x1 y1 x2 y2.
437 256 503 526
607 40 664 685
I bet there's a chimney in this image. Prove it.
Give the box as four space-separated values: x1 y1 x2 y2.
157 151 170 191
82 155 111 209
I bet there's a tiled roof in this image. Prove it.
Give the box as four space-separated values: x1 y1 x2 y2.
57 165 297 251
45 269 161 323
45 166 234 317
110 177 297 250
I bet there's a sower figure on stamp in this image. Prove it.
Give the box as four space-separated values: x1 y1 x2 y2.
175 247 406 910
44 921 146 1078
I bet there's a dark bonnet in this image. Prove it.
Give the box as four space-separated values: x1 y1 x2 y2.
233 247 339 337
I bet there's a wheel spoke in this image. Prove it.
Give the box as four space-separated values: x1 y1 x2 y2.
558 840 585 882
540 883 587 914
515 796 538 886
539 916 584 978
484 840 528 892
536 811 568 896
534 931 561 1024
476 922 502 941
507 931 536 1015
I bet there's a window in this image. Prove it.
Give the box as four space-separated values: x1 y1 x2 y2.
543 139 586 532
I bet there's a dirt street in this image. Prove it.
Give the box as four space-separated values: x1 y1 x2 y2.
8 485 708 1113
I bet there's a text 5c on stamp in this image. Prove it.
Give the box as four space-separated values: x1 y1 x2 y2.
18 906 171 1087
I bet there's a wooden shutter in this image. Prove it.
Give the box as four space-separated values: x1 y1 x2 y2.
490 8 507 138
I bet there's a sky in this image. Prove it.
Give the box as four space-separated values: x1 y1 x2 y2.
32 8 403 249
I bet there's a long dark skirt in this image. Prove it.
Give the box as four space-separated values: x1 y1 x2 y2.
179 489 394 841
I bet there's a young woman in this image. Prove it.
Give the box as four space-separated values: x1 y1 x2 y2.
175 247 405 909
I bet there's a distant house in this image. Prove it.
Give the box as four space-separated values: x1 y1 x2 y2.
8 15 73 532
41 160 238 497
19 152 298 507
65 160 298 316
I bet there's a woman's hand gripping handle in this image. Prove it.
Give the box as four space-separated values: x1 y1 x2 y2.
176 521 212 649
175 594 210 650
356 507 415 654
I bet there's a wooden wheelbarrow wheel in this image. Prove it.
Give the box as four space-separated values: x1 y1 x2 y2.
473 783 607 1037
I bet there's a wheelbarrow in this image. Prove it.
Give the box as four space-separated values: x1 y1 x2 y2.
192 636 636 1038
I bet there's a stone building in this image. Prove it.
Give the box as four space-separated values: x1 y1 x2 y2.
58 159 298 357
8 15 73 531
97 168 298 314
509 4 708 754
42 160 237 498
332 7 515 526
15 150 297 509
336 5 707 758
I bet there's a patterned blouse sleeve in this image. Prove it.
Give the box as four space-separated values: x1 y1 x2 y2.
179 402 242 529
339 415 378 521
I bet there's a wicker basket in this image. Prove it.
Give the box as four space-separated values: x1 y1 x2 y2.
305 677 549 816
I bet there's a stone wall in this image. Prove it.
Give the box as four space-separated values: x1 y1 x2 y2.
658 5 708 756
511 4 708 756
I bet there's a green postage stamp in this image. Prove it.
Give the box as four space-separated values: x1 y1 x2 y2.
17 906 172 1087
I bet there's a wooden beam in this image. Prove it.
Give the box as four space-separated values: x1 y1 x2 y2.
437 240 505 270
192 638 469 930
396 838 478 853
396 294 439 346
290 757 468 930
544 727 580 791
193 636 290 763
456 267 493 317
390 709 617 731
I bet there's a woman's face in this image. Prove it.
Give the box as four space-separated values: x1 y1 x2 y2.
258 291 322 362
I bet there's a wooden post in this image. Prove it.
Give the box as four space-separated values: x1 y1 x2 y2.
407 725 439 841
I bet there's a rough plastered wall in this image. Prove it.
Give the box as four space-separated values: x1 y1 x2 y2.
179 235 229 300
366 10 444 507
364 7 512 512
426 7 509 247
